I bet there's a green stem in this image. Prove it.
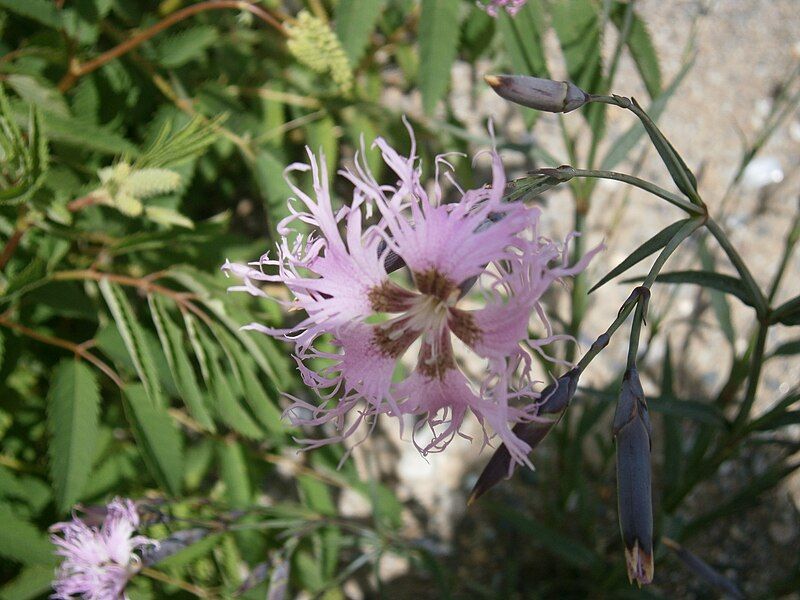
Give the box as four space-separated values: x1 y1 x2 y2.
733 321 769 429
705 217 768 317
562 168 704 215
767 210 800 304
566 209 588 364
576 288 644 372
643 219 704 288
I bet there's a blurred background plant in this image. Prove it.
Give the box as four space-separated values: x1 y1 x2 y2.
0 0 798 598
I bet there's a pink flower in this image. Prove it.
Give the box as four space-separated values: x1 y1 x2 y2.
223 121 599 469
478 0 528 17
50 498 157 600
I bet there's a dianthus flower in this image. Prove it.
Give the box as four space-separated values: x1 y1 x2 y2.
50 498 156 600
223 121 599 469
478 0 528 17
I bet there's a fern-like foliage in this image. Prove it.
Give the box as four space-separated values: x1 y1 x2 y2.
137 114 224 169
0 85 48 205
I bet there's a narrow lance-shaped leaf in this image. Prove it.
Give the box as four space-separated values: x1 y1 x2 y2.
610 5 661 98
99 278 164 407
768 338 800 358
198 324 263 439
623 270 757 309
589 219 691 293
418 0 460 115
601 55 693 171
770 294 800 326
123 384 183 496
698 239 735 345
47 359 101 513
630 97 699 201
148 294 215 432
660 341 682 497
216 326 287 438
663 538 745 599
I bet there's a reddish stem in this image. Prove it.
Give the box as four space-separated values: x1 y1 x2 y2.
0 315 124 388
0 228 25 271
58 1 285 92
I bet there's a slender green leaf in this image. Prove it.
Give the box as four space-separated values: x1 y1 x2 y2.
123 384 183 496
610 5 661 97
601 55 693 171
624 270 757 308
0 502 54 565
99 279 164 407
769 339 800 358
335 0 385 65
221 333 286 438
148 295 215 431
198 326 263 439
649 396 727 427
418 0 460 115
771 295 800 325
208 359 263 439
47 360 100 513
589 219 691 293
750 410 800 431
748 392 800 432
218 439 252 509
253 148 292 225
684 461 800 538
631 98 698 199
699 239 735 345
661 341 682 496
488 503 600 569
137 115 222 168
0 564 55 600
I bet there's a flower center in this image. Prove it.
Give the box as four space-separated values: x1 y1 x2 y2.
369 269 479 380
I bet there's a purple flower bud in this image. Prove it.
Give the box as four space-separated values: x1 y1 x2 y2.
614 367 654 586
468 368 581 504
485 74 590 113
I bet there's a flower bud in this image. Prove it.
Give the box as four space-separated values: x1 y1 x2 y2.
614 367 654 586
485 74 590 113
468 368 581 504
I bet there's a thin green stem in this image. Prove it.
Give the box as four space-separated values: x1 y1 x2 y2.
561 168 704 215
566 209 588 364
767 209 800 304
576 288 644 372
733 322 769 429
705 218 768 317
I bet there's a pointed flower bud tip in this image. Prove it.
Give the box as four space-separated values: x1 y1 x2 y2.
468 369 582 504
485 74 590 113
624 539 654 586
